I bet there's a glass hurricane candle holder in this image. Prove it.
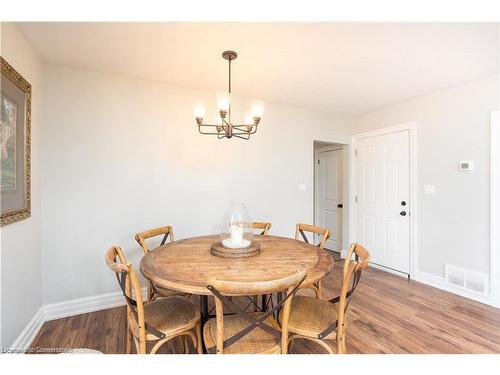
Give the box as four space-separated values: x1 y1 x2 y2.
220 203 253 249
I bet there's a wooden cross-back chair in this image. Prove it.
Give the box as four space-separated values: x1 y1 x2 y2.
295 223 331 298
203 271 306 354
284 243 370 354
251 222 272 235
135 226 184 301
104 246 202 354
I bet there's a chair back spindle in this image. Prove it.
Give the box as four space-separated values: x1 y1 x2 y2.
135 226 174 254
251 222 272 236
295 223 331 249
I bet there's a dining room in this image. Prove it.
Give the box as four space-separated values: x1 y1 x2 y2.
1 2 500 371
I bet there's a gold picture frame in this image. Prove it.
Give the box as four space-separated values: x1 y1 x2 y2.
1 56 31 226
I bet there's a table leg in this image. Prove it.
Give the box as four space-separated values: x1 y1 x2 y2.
200 295 209 324
261 294 267 311
276 292 283 323
199 295 209 354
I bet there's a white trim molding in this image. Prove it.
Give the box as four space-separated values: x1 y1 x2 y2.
348 122 418 278
491 110 500 308
10 287 147 352
9 307 45 353
43 289 134 322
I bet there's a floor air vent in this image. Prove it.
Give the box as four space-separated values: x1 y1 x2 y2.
444 265 488 296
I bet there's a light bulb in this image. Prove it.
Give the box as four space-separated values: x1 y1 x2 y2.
244 113 254 125
194 105 205 119
251 100 265 118
216 92 231 113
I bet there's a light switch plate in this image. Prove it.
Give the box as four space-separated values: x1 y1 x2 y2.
298 183 306 192
424 184 436 194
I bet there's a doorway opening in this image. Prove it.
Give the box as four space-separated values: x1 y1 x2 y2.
313 141 349 255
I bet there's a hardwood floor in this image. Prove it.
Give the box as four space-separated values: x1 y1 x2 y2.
29 255 500 354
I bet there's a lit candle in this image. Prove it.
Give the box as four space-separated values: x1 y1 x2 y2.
230 224 243 247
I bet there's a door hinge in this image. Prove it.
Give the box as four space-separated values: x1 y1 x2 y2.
355 149 357 157
355 196 358 203
317 159 320 164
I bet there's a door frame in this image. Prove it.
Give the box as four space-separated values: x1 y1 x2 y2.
314 145 344 252
491 111 500 307
348 121 418 278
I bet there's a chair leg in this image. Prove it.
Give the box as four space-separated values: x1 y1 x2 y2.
196 322 203 354
337 335 347 354
133 336 141 354
126 327 133 354
150 338 170 354
313 281 322 299
288 335 335 354
316 338 335 354
182 335 190 354
288 336 295 353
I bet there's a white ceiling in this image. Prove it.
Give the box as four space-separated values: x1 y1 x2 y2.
16 22 499 115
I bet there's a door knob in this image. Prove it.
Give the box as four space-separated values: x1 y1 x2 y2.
337 204 343 208
401 201 406 206
400 211 407 216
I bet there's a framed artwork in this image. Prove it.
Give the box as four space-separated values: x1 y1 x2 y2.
1 57 31 226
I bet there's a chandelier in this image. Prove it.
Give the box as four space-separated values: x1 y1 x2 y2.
194 51 265 140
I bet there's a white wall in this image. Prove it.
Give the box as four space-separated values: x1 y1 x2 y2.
352 75 499 280
41 65 352 304
0 23 43 347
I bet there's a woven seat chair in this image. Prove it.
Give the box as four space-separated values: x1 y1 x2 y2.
284 243 370 354
295 223 331 298
105 246 202 354
203 271 306 354
135 226 187 302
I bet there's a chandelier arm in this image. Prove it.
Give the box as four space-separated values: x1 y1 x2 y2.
232 124 254 130
232 129 250 135
199 123 230 134
198 130 222 136
232 125 258 135
232 133 251 140
198 124 226 136
218 132 229 139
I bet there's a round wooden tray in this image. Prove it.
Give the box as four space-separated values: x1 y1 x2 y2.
210 241 261 258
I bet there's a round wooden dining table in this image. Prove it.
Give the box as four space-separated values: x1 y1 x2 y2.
140 234 334 321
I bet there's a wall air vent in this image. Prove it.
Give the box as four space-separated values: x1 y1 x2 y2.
444 264 488 296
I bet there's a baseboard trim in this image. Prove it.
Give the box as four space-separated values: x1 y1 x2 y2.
10 307 45 352
414 271 492 306
11 287 147 350
370 263 409 279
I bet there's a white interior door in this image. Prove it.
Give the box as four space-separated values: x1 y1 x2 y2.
316 148 343 252
355 130 410 274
